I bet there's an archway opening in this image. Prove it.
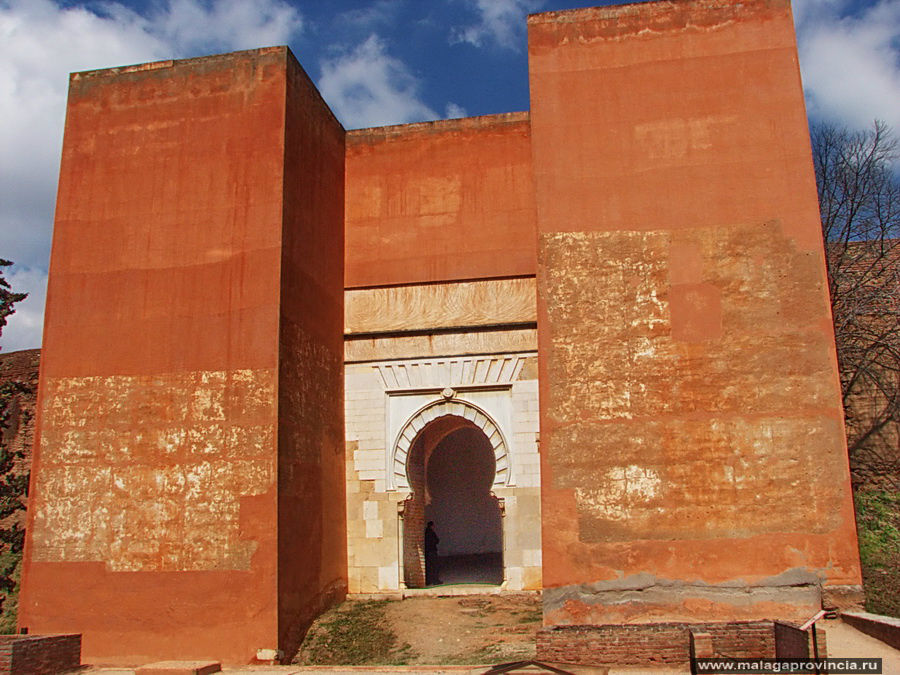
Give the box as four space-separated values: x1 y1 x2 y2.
403 415 503 588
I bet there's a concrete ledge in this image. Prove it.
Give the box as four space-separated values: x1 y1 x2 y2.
135 662 221 675
842 611 900 650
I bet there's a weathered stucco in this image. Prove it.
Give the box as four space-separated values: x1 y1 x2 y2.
543 224 846 542
345 114 536 287
32 369 275 572
529 0 861 627
20 47 347 666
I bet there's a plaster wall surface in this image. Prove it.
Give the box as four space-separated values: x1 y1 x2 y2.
528 0 861 626
19 48 345 665
345 114 536 288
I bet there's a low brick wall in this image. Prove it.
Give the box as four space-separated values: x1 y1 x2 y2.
0 634 81 674
842 611 900 650
538 621 777 666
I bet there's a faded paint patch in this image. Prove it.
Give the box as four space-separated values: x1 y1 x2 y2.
557 417 845 540
539 223 844 543
634 115 739 166
668 283 722 342
404 175 462 217
32 368 276 571
575 466 660 522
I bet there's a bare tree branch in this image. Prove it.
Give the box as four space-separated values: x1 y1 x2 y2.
813 120 900 488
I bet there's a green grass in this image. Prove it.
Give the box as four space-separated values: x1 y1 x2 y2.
294 600 399 665
441 644 503 665
515 607 543 624
854 489 900 617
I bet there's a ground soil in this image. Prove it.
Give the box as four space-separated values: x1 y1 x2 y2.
293 593 542 667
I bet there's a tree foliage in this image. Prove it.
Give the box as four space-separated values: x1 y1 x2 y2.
0 259 26 339
0 379 30 553
0 376 29 632
0 260 28 630
0 257 29 546
812 120 900 485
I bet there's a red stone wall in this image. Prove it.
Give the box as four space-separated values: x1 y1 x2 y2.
276 51 347 657
19 47 344 665
345 113 536 287
529 0 861 626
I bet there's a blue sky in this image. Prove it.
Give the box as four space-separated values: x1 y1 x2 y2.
1 0 899 351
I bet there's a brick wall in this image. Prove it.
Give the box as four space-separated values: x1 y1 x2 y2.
0 349 39 481
401 494 425 589
774 621 809 657
0 634 80 674
842 612 900 650
537 621 777 666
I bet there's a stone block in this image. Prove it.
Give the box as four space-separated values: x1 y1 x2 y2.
690 631 714 658
523 566 543 590
506 566 524 589
379 565 399 589
366 519 384 539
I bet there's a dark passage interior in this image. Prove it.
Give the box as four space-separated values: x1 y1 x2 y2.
404 416 503 588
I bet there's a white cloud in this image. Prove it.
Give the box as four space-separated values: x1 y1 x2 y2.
336 0 400 30
0 265 47 352
138 0 303 56
445 102 468 119
793 0 900 132
453 0 543 50
0 0 303 351
318 35 439 128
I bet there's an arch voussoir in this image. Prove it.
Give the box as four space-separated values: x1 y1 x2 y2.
390 398 511 490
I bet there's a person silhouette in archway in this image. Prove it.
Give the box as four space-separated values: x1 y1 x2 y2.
424 521 441 585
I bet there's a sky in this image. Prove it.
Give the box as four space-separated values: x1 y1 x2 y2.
1 0 898 352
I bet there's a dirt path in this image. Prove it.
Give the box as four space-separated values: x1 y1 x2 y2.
293 593 542 667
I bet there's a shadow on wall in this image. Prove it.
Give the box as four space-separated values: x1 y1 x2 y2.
426 427 502 556
404 420 504 588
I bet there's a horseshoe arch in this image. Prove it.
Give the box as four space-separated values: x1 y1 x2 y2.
390 398 511 490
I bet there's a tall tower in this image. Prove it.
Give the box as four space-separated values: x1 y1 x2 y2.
19 48 347 664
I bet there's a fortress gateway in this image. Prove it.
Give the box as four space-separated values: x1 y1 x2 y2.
19 0 862 667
